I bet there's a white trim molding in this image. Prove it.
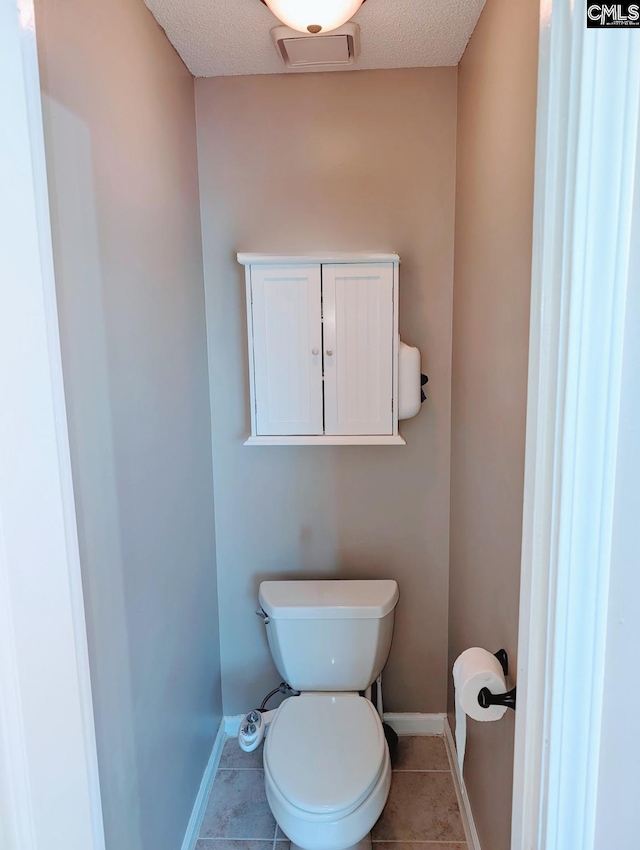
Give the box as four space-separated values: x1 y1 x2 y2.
512 5 640 850
224 714 246 737
237 253 401 266
181 713 456 850
383 712 446 736
181 720 227 850
226 710 446 739
244 435 407 446
443 720 482 850
0 1 105 848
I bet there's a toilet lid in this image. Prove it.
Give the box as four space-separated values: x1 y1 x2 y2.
264 694 386 817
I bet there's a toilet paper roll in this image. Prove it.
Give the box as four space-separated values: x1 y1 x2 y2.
452 648 508 773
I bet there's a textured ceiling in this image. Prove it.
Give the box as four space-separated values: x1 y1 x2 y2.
144 0 486 77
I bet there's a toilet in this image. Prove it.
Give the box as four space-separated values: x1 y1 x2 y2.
257 579 399 850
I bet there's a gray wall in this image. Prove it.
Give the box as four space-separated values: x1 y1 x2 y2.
35 1 221 848
195 68 457 716
448 0 539 848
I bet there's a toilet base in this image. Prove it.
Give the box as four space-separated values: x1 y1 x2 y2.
291 834 372 850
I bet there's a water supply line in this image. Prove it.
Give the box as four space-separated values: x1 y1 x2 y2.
259 681 300 712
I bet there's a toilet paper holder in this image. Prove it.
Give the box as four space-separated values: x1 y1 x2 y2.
477 649 517 712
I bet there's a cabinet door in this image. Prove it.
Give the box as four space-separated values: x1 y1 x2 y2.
322 263 394 436
250 265 323 436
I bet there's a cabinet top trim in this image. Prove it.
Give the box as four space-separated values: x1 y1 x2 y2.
245 435 406 446
237 252 400 266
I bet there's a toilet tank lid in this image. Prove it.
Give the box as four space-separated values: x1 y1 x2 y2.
259 580 399 620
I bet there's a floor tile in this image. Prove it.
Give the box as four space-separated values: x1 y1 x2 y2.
219 738 264 769
195 843 274 850
199 769 275 839
393 736 450 771
372 841 468 850
372 772 465 843
275 826 289 840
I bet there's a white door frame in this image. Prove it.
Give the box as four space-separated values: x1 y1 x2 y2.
0 1 105 848
511 4 640 849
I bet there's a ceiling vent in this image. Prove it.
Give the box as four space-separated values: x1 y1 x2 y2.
271 23 361 71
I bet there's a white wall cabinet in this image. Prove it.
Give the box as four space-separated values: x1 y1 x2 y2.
239 253 405 445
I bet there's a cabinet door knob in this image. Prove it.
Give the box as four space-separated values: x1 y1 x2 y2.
326 349 333 356
311 348 319 356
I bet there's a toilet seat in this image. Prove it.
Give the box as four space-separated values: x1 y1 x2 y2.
264 693 386 819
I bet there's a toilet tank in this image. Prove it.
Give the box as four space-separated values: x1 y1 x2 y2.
258 580 399 691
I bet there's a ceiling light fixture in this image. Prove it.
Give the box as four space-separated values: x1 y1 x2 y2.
260 0 367 35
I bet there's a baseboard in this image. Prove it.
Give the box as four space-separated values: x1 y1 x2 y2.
227 711 447 737
383 712 446 735
224 714 245 737
443 718 482 850
182 712 474 850
181 718 227 850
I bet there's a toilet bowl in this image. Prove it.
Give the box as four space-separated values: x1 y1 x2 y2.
255 580 399 850
264 694 391 850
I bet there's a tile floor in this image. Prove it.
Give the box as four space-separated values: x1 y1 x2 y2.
196 735 468 850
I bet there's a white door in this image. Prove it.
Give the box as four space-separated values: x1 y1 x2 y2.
0 2 105 847
322 263 394 436
251 264 324 436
